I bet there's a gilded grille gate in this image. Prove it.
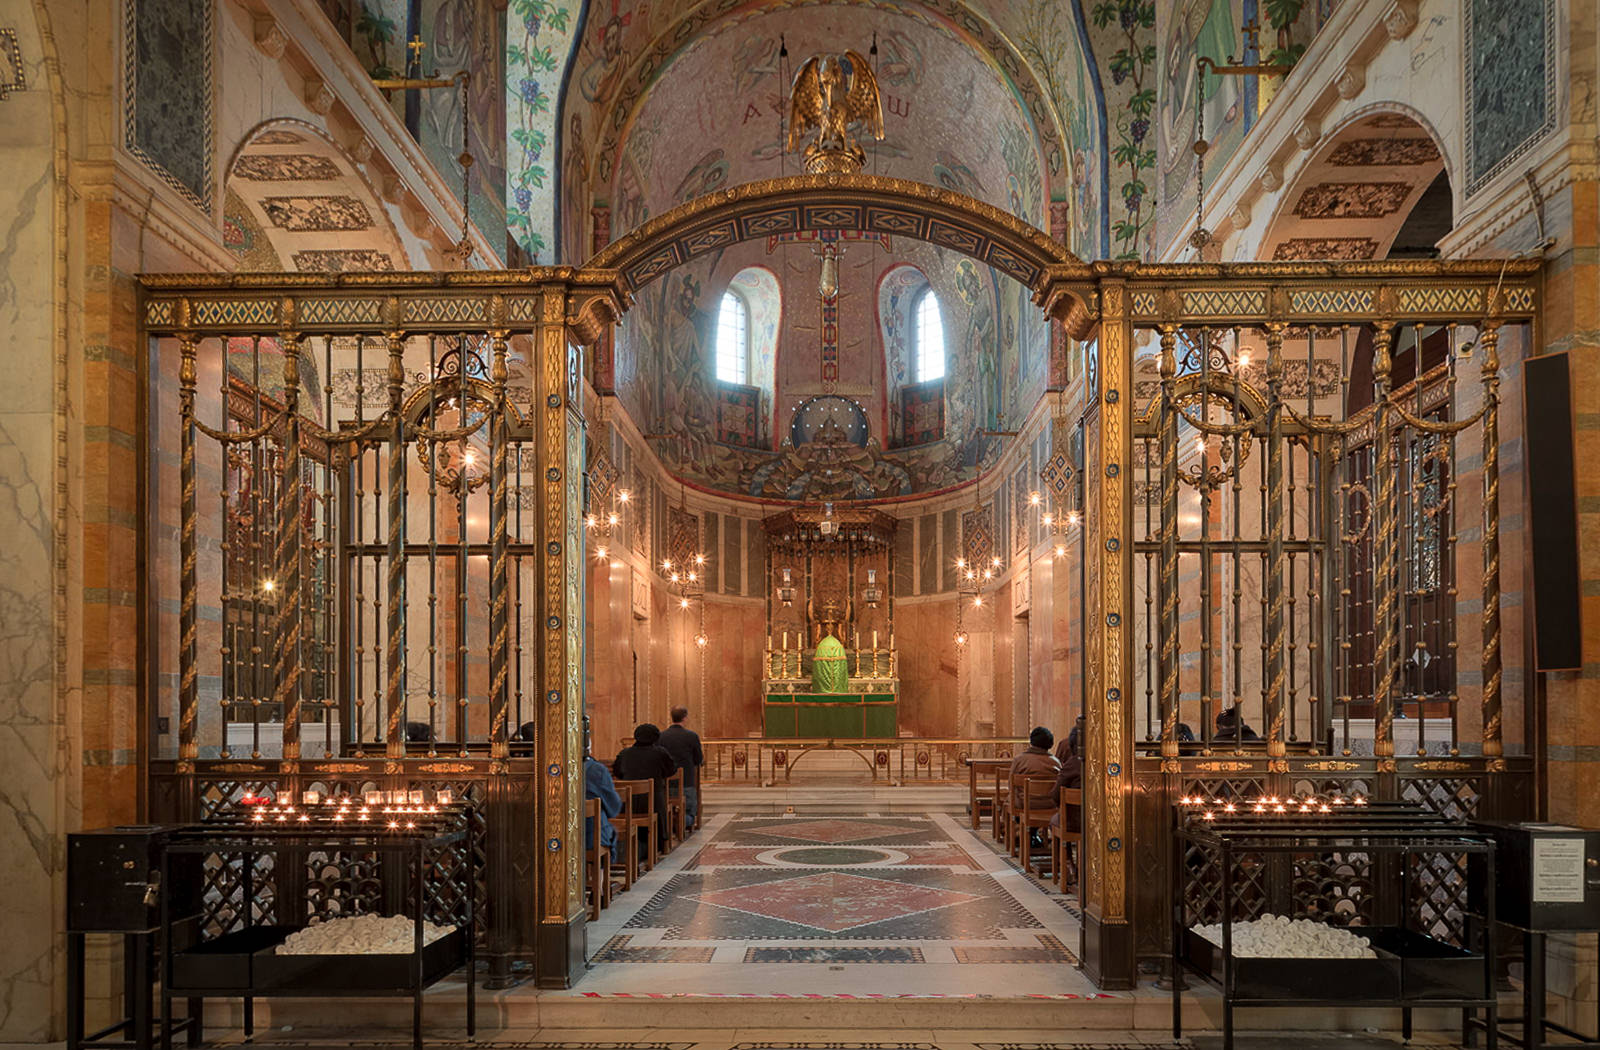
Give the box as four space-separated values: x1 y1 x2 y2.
143 275 620 982
1111 276 1539 969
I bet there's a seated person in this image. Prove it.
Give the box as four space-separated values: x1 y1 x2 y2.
1176 722 1195 743
1050 731 1083 833
1054 717 1084 765
1010 725 1061 805
1214 705 1261 743
582 718 622 863
613 723 676 851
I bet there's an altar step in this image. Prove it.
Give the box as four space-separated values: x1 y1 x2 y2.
703 782 969 815
183 982 1473 1037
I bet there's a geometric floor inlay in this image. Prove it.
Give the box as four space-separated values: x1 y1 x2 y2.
742 946 927 963
584 809 1096 995
686 871 985 932
741 818 920 843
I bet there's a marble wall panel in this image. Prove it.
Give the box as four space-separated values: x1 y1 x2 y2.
125 0 212 206
894 599 959 736
1466 0 1558 193
0 3 63 1035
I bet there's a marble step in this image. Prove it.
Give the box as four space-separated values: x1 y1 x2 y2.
183 984 1474 1035
703 784 971 815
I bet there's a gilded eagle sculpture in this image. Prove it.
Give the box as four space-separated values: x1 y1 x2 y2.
786 50 884 174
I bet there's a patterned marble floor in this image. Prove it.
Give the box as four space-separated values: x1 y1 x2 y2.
580 811 1095 996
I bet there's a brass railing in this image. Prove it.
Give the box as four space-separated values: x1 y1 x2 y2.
697 736 1028 784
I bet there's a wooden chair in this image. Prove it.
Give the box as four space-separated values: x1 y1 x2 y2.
584 797 612 920
664 769 686 848
1008 774 1056 868
1049 787 1083 894
609 779 654 889
990 764 1011 842
966 758 1003 830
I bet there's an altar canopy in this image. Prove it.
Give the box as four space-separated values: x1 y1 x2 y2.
762 508 899 737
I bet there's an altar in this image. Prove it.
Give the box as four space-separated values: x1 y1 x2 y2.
761 506 899 738
763 641 898 737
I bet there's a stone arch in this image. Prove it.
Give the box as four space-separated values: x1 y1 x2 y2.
585 173 1080 299
223 119 412 273
1257 106 1451 263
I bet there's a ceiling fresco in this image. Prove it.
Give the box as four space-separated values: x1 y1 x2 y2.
606 5 1049 238
554 0 1105 262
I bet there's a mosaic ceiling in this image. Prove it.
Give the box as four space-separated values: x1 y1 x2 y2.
556 0 1103 263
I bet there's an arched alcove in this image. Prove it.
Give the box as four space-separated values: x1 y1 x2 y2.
878 264 946 447
1258 108 1451 262
224 119 412 273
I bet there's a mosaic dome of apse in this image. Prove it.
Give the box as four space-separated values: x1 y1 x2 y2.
604 2 1052 238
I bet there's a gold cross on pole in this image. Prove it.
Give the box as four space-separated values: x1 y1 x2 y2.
406 35 426 71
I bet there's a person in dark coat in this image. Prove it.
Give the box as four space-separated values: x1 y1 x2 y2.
581 717 622 862
1050 729 1084 833
658 706 704 832
613 723 676 850
1215 705 1261 743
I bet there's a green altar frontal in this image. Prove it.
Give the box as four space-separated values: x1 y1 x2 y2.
763 692 898 737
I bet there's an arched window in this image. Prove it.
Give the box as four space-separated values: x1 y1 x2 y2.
915 288 944 382
716 290 749 384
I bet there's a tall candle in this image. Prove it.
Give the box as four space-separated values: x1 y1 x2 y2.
873 630 878 649
783 630 788 650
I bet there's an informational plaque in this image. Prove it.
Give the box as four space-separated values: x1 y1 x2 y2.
1531 836 1586 903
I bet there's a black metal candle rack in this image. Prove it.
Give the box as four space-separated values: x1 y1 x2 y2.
1171 795 1499 1050
157 797 476 1050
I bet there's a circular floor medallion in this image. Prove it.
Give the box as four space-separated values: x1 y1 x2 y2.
755 845 909 868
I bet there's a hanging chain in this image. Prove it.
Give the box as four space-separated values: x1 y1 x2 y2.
455 72 475 266
1190 58 1211 255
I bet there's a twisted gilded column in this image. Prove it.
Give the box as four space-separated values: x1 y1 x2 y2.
384 303 408 765
1264 322 1287 759
177 311 199 774
1479 319 1504 758
1158 323 1180 758
488 298 511 767
1370 320 1397 761
276 302 305 768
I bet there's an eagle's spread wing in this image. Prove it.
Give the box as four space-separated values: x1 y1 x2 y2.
843 50 884 140
786 57 824 152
